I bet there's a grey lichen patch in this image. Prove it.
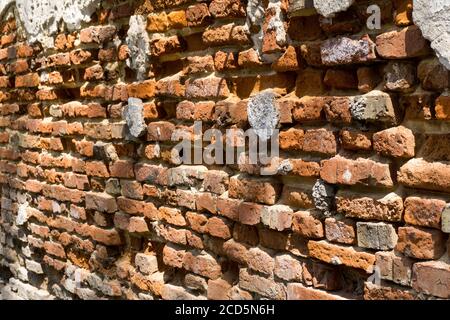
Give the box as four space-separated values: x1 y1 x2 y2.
126 15 150 81
413 0 450 70
123 97 147 139
312 179 336 217
0 0 101 48
313 0 355 18
247 90 280 141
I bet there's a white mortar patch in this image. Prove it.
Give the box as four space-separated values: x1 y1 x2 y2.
313 0 355 17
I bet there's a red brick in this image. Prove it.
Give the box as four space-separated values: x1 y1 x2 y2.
376 26 430 59
412 261 450 299
15 73 40 88
398 158 450 193
279 127 304 151
44 241 66 258
272 46 301 72
183 251 221 279
127 80 156 99
209 0 245 18
186 3 211 27
89 226 122 246
86 161 109 177
80 25 116 44
396 226 447 260
364 282 416 300
336 191 403 222
340 129 372 151
302 128 337 155
109 160 134 178
404 196 445 229
207 278 232 300
185 76 230 99
308 240 375 273
247 247 275 275
151 36 184 56
324 69 357 90
292 211 324 239
70 49 92 65
206 216 233 239
147 121 175 141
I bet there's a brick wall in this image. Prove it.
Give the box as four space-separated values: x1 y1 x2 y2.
0 0 449 300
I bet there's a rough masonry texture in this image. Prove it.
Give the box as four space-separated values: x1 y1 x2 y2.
0 0 450 301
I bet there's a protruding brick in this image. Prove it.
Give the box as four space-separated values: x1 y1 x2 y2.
320 156 393 188
321 35 376 66
287 283 346 300
261 205 293 231
325 217 356 245
376 26 430 59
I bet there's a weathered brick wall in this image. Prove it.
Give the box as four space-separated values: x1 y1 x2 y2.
0 0 449 300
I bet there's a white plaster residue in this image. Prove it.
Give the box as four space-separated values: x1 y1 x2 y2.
413 0 450 70
313 0 355 18
247 90 280 141
267 0 287 47
0 0 101 47
342 169 352 183
126 15 150 81
0 0 11 16
16 201 29 226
